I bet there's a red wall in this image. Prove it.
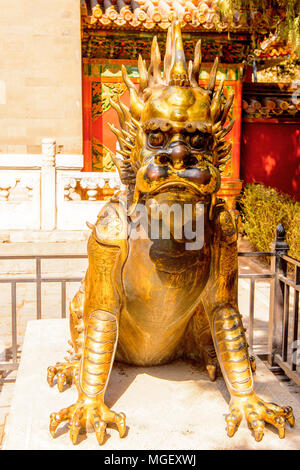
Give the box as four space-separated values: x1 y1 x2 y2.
241 122 300 201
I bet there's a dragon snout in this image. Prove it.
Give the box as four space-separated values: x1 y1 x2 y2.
155 142 199 170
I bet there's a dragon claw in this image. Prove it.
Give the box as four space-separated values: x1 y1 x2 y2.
227 394 295 441
47 361 79 392
116 412 127 438
49 399 126 445
225 408 242 438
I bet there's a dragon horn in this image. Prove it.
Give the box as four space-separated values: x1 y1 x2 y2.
169 20 190 87
207 56 219 93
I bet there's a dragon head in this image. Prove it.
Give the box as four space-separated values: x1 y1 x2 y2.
109 20 235 219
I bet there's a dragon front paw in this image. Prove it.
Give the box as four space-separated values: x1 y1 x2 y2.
47 361 79 392
49 397 126 445
226 393 295 442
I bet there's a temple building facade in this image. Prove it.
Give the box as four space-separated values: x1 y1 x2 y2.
0 0 299 241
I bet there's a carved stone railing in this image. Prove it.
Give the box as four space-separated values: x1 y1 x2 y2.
0 157 42 231
0 139 122 237
57 170 123 230
0 176 34 202
63 173 121 202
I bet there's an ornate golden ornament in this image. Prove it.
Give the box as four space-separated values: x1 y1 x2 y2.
47 20 294 446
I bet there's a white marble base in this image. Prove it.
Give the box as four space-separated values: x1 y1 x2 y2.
3 230 90 243
3 319 300 450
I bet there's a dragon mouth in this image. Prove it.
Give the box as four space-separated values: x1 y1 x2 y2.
148 181 209 199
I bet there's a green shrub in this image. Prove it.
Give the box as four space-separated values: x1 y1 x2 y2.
239 183 300 261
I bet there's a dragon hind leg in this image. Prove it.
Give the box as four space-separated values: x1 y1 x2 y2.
47 282 85 392
184 302 219 381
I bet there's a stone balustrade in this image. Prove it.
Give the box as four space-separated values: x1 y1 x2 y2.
0 139 122 240
63 173 121 201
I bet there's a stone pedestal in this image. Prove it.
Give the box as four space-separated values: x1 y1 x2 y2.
3 319 300 450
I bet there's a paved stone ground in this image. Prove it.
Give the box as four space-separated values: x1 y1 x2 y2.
3 319 300 450
0 238 300 449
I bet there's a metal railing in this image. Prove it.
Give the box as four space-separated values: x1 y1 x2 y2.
0 224 299 387
274 256 300 385
237 251 275 354
268 224 300 385
238 225 300 386
0 254 87 372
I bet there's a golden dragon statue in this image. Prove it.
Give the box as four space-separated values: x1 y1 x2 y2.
47 20 295 445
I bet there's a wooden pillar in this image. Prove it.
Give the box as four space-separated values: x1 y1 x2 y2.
82 74 92 172
218 78 243 213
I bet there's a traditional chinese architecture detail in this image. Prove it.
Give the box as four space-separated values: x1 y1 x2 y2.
92 138 116 171
92 82 127 120
81 0 282 33
253 34 292 65
240 82 300 201
82 32 252 62
242 83 300 120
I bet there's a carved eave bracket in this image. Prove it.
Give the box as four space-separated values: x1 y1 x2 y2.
242 83 300 121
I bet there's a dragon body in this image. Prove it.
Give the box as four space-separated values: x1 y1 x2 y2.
47 21 295 445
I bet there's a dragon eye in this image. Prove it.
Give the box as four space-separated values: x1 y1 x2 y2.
189 132 205 149
189 132 214 150
148 131 165 148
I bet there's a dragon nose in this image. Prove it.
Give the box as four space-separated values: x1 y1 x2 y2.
169 142 191 170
